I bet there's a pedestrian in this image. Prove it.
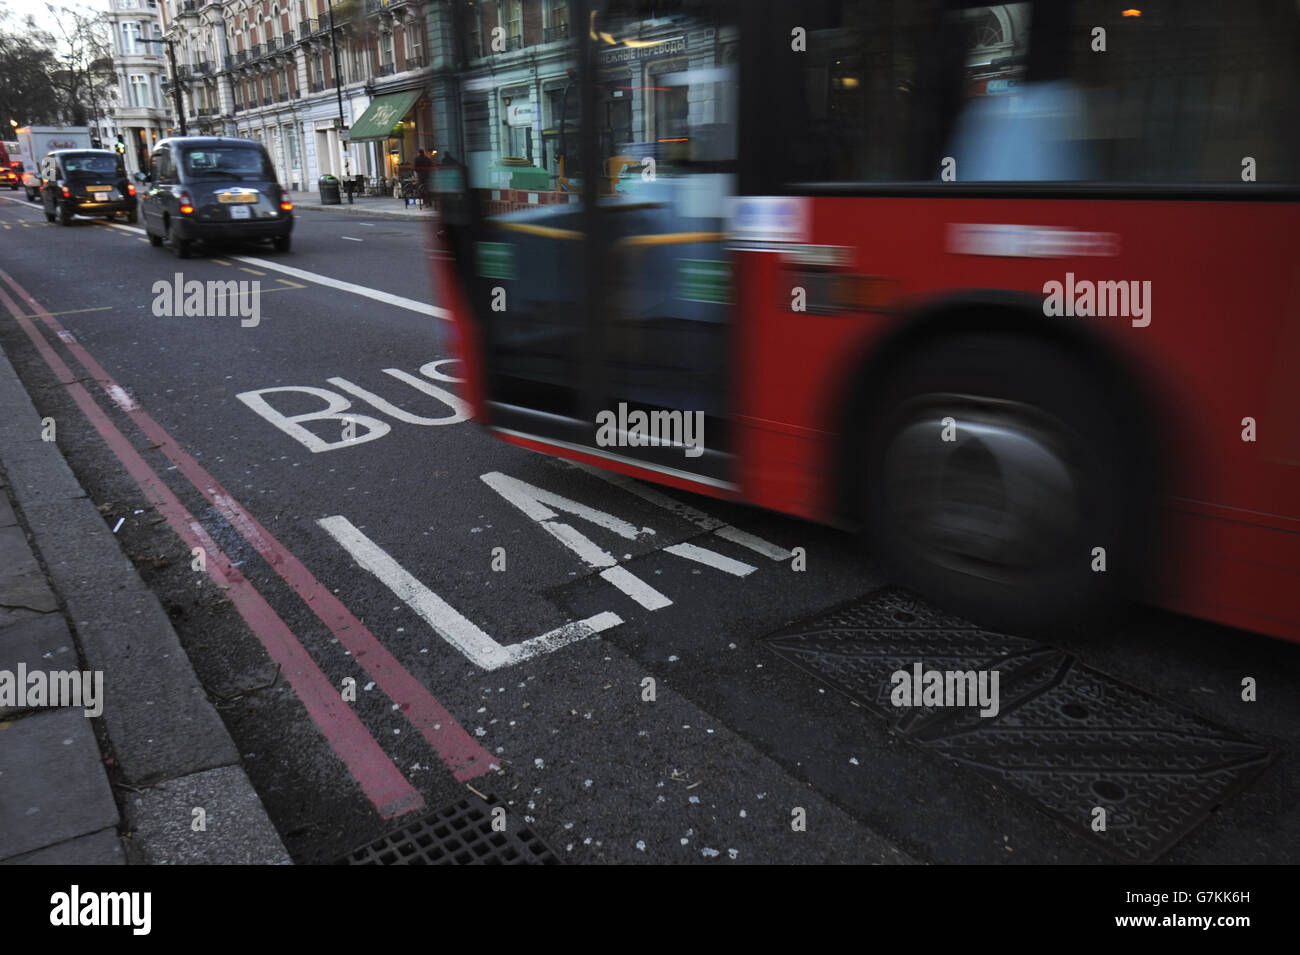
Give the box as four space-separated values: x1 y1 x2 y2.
413 149 433 206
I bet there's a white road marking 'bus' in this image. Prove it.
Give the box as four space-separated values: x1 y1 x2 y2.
319 515 621 670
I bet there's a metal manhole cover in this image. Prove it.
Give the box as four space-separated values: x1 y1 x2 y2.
765 587 1272 862
338 794 562 865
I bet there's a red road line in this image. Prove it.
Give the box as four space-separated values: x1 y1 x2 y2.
0 267 493 781
0 281 423 820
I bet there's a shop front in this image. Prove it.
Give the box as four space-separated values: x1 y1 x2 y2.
348 89 433 194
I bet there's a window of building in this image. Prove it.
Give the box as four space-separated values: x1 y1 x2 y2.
130 73 150 107
507 0 523 47
121 21 141 55
406 24 423 68
551 0 569 32
381 30 394 71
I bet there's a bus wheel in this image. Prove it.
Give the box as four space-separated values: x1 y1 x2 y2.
860 332 1155 634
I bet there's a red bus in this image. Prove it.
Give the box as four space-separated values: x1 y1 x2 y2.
431 0 1300 641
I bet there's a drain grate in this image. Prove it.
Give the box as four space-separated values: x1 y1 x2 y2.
766 587 1273 862
339 794 562 865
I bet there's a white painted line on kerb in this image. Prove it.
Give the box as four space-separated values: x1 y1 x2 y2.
341 236 363 242
663 542 757 577
88 219 449 320
318 515 621 670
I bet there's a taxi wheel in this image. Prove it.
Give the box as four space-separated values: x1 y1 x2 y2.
860 331 1158 634
125 210 138 225
147 228 162 247
44 208 55 223
167 219 191 259
58 202 73 226
272 235 291 253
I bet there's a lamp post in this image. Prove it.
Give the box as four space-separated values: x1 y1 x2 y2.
140 36 187 136
326 0 352 202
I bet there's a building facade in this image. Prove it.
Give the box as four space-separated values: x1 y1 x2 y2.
159 0 434 191
104 0 172 175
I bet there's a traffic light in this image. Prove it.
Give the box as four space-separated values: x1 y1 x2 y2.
115 136 126 155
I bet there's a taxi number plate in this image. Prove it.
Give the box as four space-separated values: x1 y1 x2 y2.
219 194 256 203
88 186 111 193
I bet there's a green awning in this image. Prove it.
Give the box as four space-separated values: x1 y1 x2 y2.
348 90 421 142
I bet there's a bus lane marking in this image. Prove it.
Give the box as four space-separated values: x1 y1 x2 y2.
0 266 492 783
573 462 794 561
481 471 783 611
0 271 425 818
318 515 623 670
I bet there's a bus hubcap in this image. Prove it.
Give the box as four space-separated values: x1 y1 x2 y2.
880 394 1082 580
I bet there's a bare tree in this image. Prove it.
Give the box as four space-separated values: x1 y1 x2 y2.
42 2 117 128
0 4 61 125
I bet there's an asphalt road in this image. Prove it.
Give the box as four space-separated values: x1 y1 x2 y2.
1 192 1295 865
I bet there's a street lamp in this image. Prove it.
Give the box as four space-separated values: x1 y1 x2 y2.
139 36 187 136
326 0 352 202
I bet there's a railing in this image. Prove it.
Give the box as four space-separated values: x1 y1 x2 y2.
404 55 425 71
194 61 211 75
310 81 324 92
232 99 243 111
300 19 314 37
378 62 394 76
233 50 246 65
544 24 570 42
248 43 262 59
262 96 272 106
282 28 294 45
278 92 288 102
266 37 278 52
507 35 523 51
180 0 196 12
175 65 191 80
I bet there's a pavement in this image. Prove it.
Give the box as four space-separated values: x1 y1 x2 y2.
287 187 437 220
0 337 290 865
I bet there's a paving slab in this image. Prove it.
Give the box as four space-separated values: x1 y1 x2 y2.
0 614 79 719
1 827 124 865
0 707 119 860
0 525 60 631
123 765 291 864
22 498 240 783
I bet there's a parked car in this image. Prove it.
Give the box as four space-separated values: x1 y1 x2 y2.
40 149 138 225
138 136 292 258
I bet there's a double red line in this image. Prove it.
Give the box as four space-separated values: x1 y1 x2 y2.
0 267 492 819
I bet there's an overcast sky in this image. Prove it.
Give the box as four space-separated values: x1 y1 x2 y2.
5 0 117 41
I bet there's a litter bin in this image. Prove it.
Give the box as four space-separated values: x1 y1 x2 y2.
318 174 341 205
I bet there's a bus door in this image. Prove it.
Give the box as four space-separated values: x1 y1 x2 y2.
587 0 743 484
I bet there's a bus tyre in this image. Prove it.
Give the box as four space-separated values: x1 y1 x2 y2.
860 331 1157 634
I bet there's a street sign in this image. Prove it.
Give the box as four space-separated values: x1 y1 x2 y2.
339 128 350 142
